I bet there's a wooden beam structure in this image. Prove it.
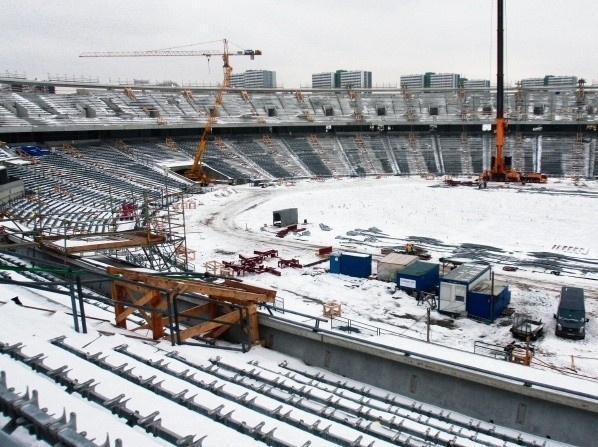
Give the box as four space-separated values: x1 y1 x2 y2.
38 230 167 254
108 267 275 305
107 267 276 345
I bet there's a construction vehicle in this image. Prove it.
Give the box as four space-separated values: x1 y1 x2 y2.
80 39 262 184
480 0 547 184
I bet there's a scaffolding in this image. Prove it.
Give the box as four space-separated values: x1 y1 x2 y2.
17 188 194 273
512 132 525 173
571 132 585 179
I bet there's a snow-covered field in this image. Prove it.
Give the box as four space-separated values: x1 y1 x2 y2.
184 176 598 378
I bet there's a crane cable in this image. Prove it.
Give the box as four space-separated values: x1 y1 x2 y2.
155 39 226 52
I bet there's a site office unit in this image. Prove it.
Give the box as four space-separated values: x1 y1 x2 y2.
438 264 491 315
395 261 440 294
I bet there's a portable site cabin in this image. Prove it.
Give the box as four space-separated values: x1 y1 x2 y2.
396 261 440 294
330 252 372 278
468 279 511 322
439 263 491 315
273 208 298 227
377 253 418 282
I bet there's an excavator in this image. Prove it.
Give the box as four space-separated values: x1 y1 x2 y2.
80 39 262 185
480 0 547 184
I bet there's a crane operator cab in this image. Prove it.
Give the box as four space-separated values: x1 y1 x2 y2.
554 286 588 339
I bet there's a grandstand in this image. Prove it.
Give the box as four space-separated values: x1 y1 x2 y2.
1 79 595 183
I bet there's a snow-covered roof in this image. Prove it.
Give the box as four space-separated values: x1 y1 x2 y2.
442 263 490 283
378 252 418 266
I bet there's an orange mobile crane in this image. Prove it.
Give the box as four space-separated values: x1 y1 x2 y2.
480 0 546 184
80 39 262 184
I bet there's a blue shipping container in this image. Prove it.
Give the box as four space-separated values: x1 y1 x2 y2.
468 283 511 322
340 253 372 278
396 261 440 293
330 253 372 278
20 145 50 156
329 253 342 274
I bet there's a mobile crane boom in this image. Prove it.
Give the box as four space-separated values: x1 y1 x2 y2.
480 0 546 183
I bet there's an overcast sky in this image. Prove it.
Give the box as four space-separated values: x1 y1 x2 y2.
1 0 596 88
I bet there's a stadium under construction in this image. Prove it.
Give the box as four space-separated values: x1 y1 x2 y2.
0 76 597 447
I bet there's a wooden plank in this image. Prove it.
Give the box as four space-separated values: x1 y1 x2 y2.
113 279 157 294
178 310 240 341
209 321 233 339
204 302 237 340
115 290 156 323
178 303 212 318
222 279 277 301
108 268 275 303
42 232 166 253
114 280 168 311
135 307 151 325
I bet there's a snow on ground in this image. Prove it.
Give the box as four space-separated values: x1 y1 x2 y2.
184 176 598 380
0 175 596 446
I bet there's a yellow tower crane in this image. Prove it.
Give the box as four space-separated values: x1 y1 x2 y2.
80 39 262 184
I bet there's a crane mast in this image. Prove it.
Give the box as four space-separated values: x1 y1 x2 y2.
80 39 262 184
185 40 232 184
495 0 506 177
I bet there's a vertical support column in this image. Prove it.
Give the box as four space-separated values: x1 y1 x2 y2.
247 303 260 345
112 283 127 329
76 274 87 334
67 269 80 333
165 291 176 346
172 293 181 345
150 290 164 340
536 134 543 173
494 0 506 176
588 138 596 178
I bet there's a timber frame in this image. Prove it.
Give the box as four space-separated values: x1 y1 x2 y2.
107 267 276 346
36 230 167 254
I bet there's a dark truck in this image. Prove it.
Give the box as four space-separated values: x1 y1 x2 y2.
554 286 588 339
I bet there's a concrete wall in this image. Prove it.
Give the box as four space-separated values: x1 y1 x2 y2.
259 316 597 446
0 179 24 203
